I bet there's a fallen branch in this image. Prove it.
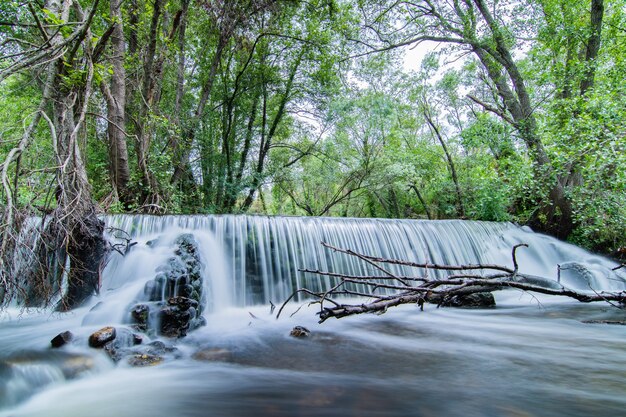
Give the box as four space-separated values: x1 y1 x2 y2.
277 243 626 323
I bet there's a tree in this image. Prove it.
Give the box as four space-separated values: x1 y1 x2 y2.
353 0 579 237
0 0 107 308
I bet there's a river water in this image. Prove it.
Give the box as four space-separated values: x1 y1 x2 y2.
1 216 625 417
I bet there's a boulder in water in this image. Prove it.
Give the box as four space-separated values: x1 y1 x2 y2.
290 326 311 338
129 233 207 339
442 292 496 308
159 305 192 338
59 355 96 378
50 331 74 348
192 348 232 362
88 326 116 348
130 304 150 331
127 353 163 367
100 327 146 361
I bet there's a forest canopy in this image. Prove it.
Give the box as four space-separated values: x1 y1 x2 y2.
0 0 624 261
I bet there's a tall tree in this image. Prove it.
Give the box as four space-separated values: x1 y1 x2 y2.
353 0 583 237
0 0 107 308
101 0 131 206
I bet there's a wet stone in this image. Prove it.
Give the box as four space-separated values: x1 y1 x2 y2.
128 232 206 339
192 348 232 362
178 284 194 297
159 307 191 338
443 292 496 308
127 353 163 367
88 326 116 348
133 333 144 345
290 326 311 338
130 304 150 331
168 296 198 311
146 340 177 355
50 331 74 348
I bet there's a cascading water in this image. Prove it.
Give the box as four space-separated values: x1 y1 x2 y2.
103 215 626 309
1 216 626 417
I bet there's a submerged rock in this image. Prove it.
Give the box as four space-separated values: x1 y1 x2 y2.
192 348 232 362
59 355 96 378
159 305 192 338
88 326 117 348
130 304 150 332
50 331 74 348
290 326 311 338
442 292 496 308
100 327 145 362
582 320 626 325
127 354 163 367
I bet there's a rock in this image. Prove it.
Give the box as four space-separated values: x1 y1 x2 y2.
130 304 150 331
60 355 95 378
128 233 207 339
159 306 191 338
133 333 144 345
88 326 117 348
168 296 198 311
50 331 74 348
178 284 194 297
582 320 626 325
290 326 311 338
127 354 163 367
441 292 496 308
103 335 178 364
192 348 232 362
101 327 147 361
145 340 178 355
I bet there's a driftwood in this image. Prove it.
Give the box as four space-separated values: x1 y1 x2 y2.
277 242 626 323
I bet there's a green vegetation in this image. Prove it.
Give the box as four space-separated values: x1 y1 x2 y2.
1 0 625 255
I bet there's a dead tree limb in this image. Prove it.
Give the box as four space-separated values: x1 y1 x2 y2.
278 243 626 323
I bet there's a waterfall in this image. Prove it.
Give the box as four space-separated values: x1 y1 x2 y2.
102 215 626 309
3 216 626 417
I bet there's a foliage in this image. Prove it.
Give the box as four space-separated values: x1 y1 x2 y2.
1 0 625 255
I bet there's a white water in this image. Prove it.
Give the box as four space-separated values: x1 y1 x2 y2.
1 216 625 417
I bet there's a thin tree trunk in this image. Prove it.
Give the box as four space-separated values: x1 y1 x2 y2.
409 183 432 220
171 36 227 187
240 50 303 211
134 0 164 207
580 0 604 96
102 0 131 205
423 108 465 218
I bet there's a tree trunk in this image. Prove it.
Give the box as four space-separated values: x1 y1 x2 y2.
48 0 106 310
102 0 131 205
423 108 465 218
471 0 573 237
409 183 432 220
580 0 604 96
134 0 164 207
240 50 303 211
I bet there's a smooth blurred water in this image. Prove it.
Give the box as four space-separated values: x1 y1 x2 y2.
1 216 625 417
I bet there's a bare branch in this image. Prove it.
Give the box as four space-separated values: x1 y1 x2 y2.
278 243 626 323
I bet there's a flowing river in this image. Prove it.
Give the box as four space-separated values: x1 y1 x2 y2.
1 216 625 417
